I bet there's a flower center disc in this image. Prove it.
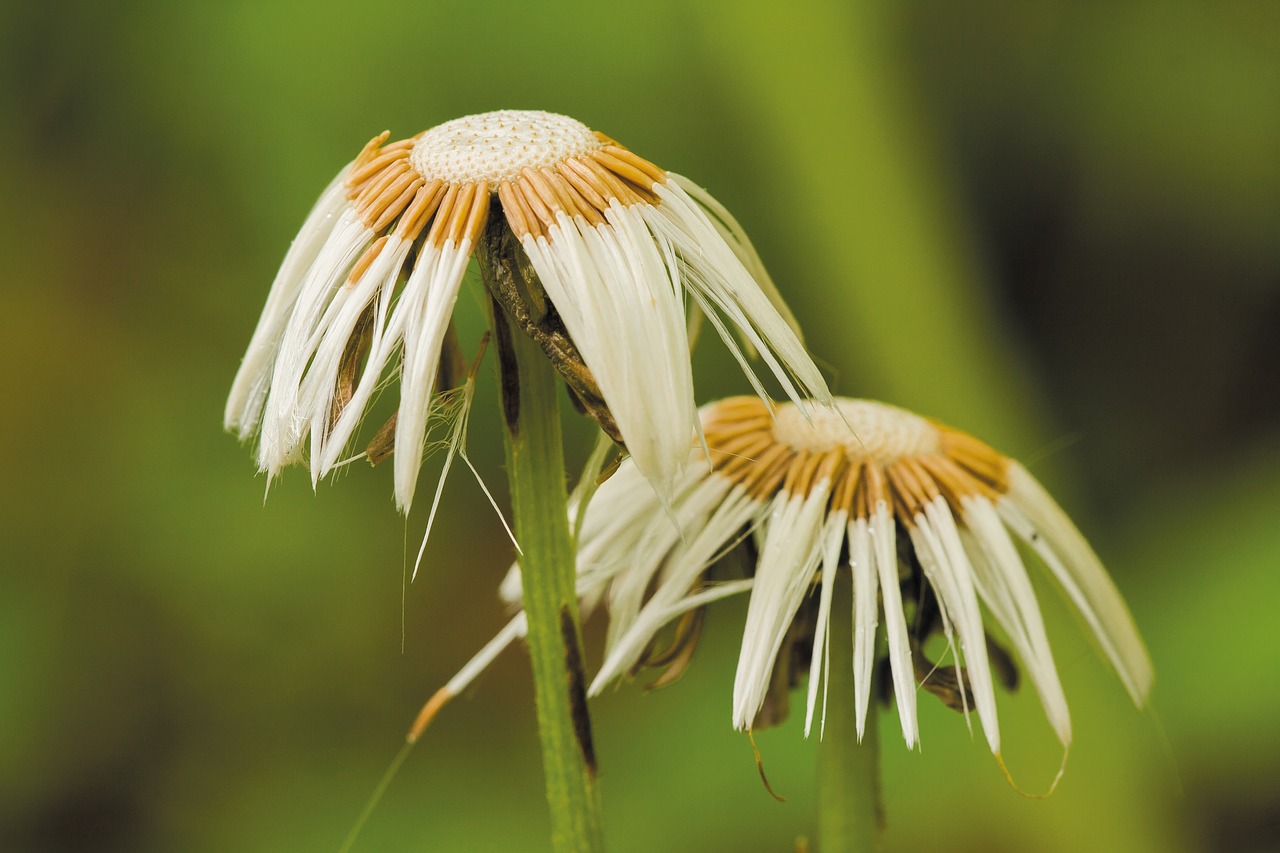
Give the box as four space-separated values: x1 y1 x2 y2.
772 399 940 464
410 110 603 186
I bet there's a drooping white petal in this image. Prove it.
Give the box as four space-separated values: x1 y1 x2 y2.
604 472 735 648
521 207 695 501
960 495 1071 745
870 500 917 747
590 576 757 696
998 462 1154 705
591 483 760 691
651 481 760 604
225 169 354 438
258 207 377 476
443 612 528 696
316 246 409 476
910 498 1001 753
499 449 708 611
803 510 847 738
681 286 778 409
644 181 832 409
732 483 832 730
848 515 881 741
300 235 415 481
665 173 806 350
391 239 475 512
578 447 681 550
497 563 523 608
575 464 686 594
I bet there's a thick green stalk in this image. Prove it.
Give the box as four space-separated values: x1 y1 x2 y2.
479 229 605 853
817 581 882 853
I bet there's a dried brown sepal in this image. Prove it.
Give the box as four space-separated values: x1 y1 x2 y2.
329 305 375 432
511 243 550 327
478 212 624 447
644 633 701 692
490 294 522 436
639 607 706 691
595 451 624 487
365 413 397 466
752 670 792 731
564 385 590 419
912 645 975 714
435 320 467 396
986 634 1021 692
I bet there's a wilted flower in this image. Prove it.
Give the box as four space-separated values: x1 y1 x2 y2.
224 110 829 510
421 396 1153 755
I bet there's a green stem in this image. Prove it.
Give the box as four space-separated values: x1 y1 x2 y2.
479 227 606 853
817 580 882 853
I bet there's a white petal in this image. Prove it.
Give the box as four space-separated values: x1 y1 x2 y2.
500 449 704 610
497 559 526 608
589 578 755 696
225 169 354 438
392 239 475 512
961 495 1070 745
575 462 686 598
911 497 1001 753
301 235 415 481
604 471 734 648
665 172 806 350
645 181 832 408
445 612 528 696
522 208 695 501
591 482 759 691
258 208 376 476
803 510 846 738
998 462 1154 705
732 483 832 730
849 514 881 741
578 445 678 547
652 480 758 595
870 500 917 747
316 246 410 475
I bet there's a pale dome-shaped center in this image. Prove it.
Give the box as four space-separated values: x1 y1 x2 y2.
772 399 941 464
409 110 603 186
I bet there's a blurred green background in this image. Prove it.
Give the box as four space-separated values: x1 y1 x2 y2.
3 1 1278 850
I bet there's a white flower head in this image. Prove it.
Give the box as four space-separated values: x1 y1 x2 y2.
423 396 1153 757
225 110 830 511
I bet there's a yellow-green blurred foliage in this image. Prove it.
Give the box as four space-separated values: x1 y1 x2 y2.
2 1 1278 850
